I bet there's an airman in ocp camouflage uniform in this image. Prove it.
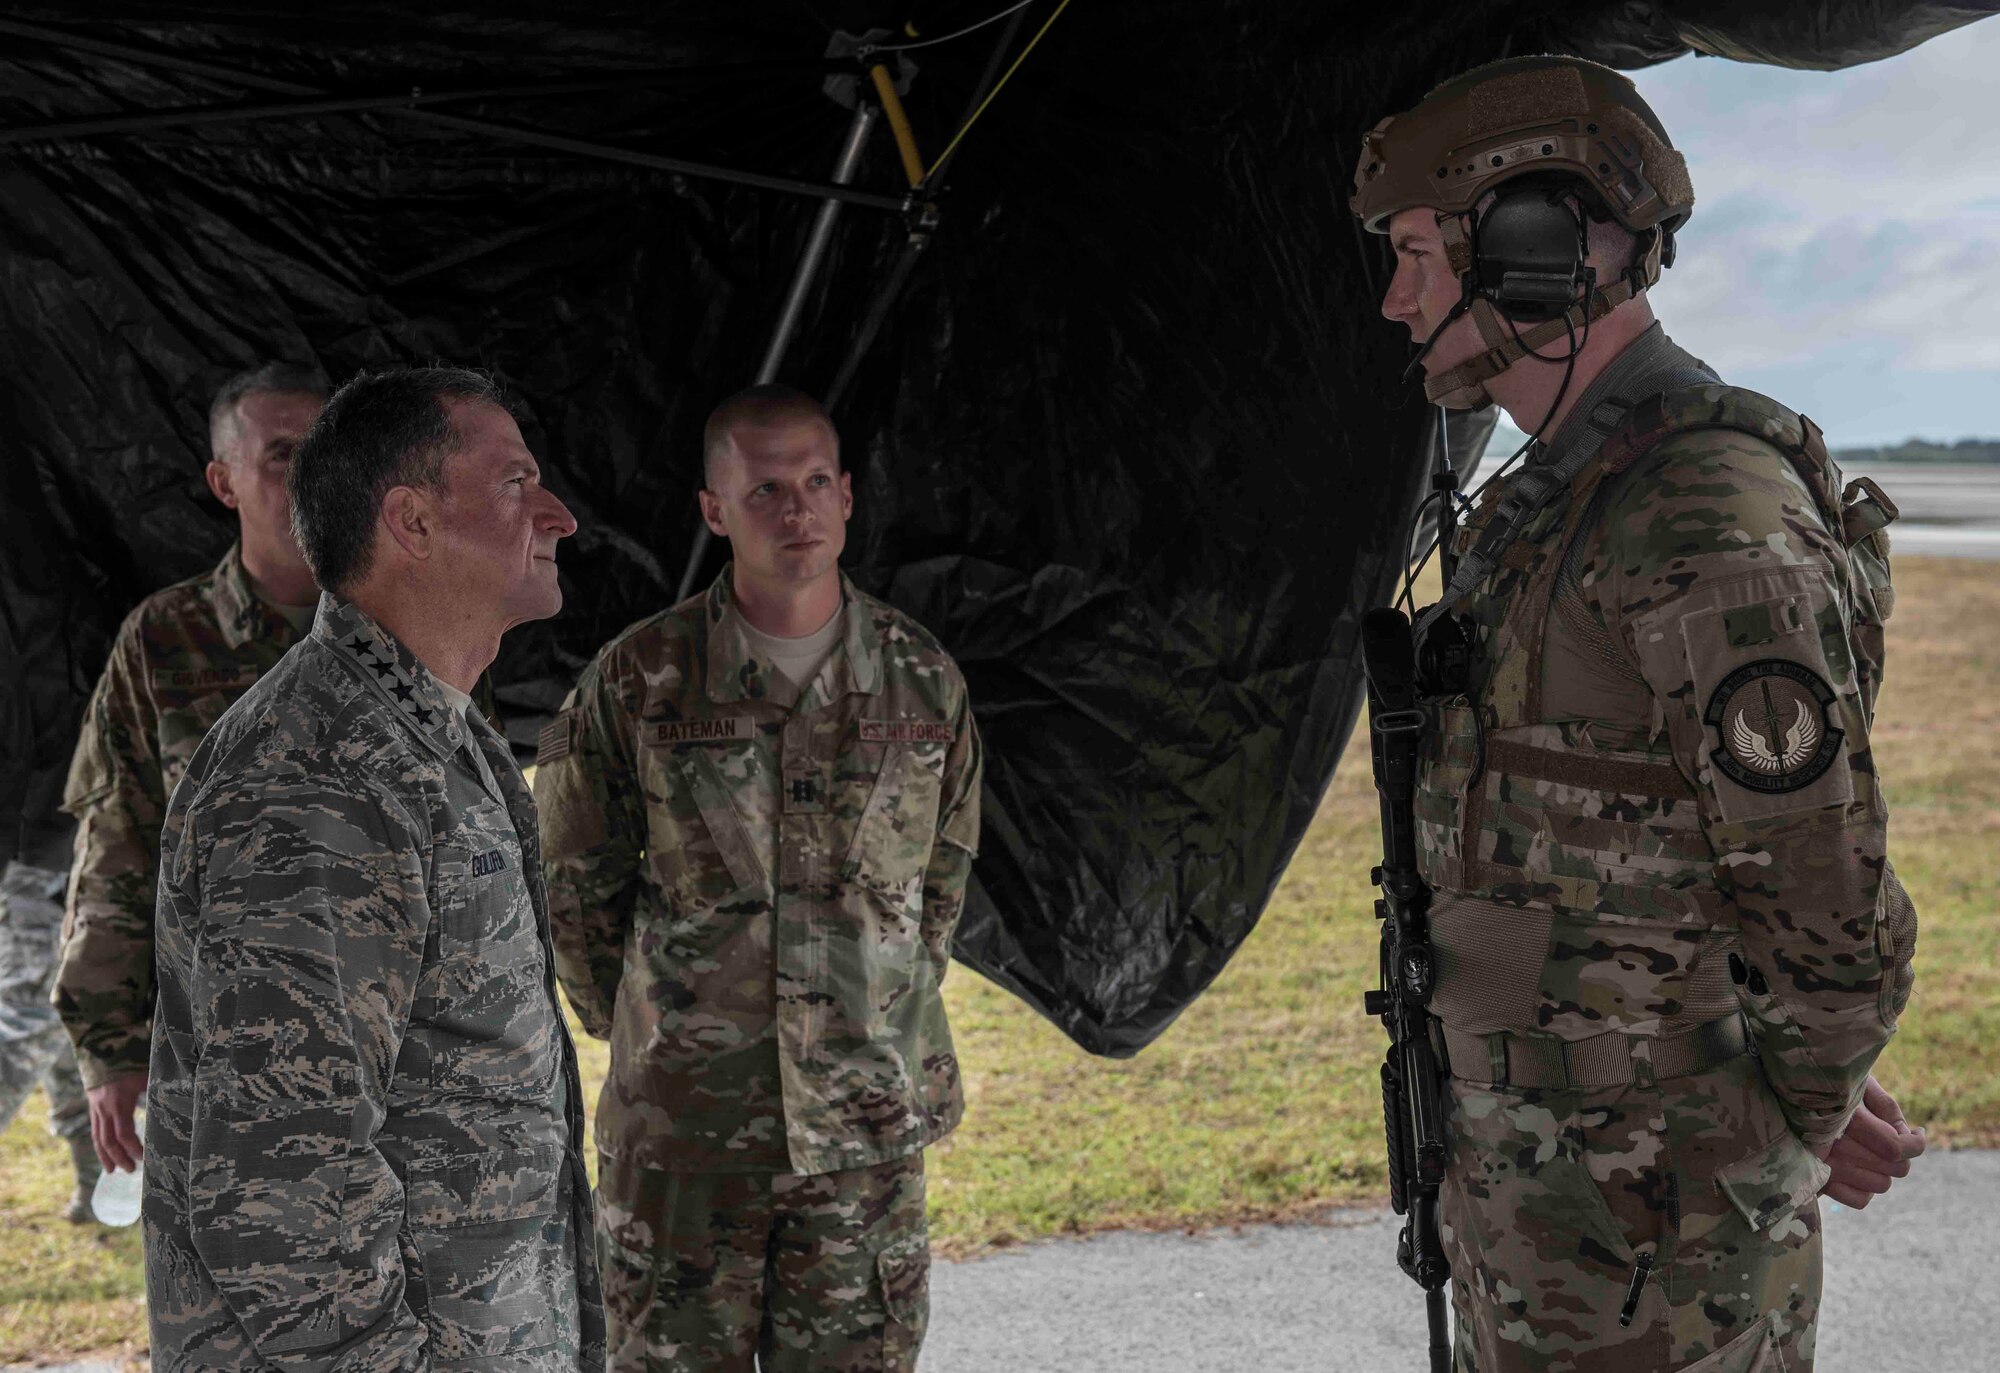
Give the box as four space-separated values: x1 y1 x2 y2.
1352 56 1922 1372
536 385 982 1372
57 542 309 1082
146 366 602 1369
56 362 327 1179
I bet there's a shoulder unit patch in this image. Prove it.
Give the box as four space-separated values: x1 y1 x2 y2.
1703 658 1843 794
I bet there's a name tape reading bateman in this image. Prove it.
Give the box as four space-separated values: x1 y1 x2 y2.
642 718 955 746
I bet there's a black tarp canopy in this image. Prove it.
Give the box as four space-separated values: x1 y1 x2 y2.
3 0 1992 1054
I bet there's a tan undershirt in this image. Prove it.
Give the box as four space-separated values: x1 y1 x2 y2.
271 601 316 637
739 606 844 696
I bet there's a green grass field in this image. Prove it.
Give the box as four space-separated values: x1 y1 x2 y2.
4 554 1993 1363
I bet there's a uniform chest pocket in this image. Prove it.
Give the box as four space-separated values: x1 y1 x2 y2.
430 823 544 999
433 811 535 941
422 830 557 1094
842 746 944 917
644 745 769 917
155 689 240 792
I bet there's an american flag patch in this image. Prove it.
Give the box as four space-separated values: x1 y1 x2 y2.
536 713 576 765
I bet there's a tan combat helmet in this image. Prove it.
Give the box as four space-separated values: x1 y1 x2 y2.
1351 55 1695 408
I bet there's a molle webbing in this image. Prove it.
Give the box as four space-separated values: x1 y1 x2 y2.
1444 1013 1749 1090
1446 730 1703 907
1481 737 1694 800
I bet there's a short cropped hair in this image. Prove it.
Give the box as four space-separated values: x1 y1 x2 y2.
288 367 513 595
208 361 330 460
702 383 839 487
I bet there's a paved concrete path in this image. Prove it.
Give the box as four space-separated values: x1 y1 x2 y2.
15 1152 1992 1372
925 1150 1999 1372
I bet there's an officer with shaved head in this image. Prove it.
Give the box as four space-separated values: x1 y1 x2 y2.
536 383 983 1371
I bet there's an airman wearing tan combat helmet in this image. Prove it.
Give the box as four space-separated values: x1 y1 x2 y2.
1352 54 1925 1372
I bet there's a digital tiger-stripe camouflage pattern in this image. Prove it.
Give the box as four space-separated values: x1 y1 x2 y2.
145 595 603 1371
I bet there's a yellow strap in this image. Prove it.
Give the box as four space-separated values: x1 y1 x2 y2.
923 0 1075 185
869 64 926 189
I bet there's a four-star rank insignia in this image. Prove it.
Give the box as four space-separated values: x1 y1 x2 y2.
1704 658 1844 793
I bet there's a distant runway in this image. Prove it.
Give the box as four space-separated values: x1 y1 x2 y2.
1844 461 2000 561
1464 453 2000 560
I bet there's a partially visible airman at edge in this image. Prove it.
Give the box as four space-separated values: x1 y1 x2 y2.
53 361 327 1181
536 384 984 1372
0 805 91 1219
1351 54 1925 1372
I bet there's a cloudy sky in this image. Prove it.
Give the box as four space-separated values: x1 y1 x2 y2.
1494 18 1999 451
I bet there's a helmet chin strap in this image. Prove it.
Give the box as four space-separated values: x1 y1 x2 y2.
1419 217 1665 410
1400 290 1476 388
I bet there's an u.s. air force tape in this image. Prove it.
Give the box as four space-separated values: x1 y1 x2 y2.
858 720 954 744
1704 658 1843 793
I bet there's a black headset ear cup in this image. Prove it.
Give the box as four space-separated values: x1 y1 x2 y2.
1472 191 1588 322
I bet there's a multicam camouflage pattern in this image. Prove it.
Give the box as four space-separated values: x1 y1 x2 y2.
595 1150 929 1372
1415 381 1913 1371
0 859 89 1141
535 568 982 1177
145 596 603 1371
55 543 304 1089
1443 1051 1821 1372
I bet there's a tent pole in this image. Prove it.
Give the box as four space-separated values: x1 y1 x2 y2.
675 100 881 602
822 10 1028 413
755 103 882 387
0 19 904 212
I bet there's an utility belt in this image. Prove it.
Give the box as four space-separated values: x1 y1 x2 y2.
1441 1013 1749 1091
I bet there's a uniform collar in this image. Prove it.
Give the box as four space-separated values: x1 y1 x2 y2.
211 542 297 651
313 595 469 758
1536 323 1715 472
702 564 883 707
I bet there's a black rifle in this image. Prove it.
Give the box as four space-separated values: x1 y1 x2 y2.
1362 605 1452 1373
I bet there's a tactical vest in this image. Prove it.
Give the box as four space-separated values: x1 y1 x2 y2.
1413 384 1899 1083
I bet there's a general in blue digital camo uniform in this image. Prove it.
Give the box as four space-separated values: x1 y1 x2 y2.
145 368 604 1371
